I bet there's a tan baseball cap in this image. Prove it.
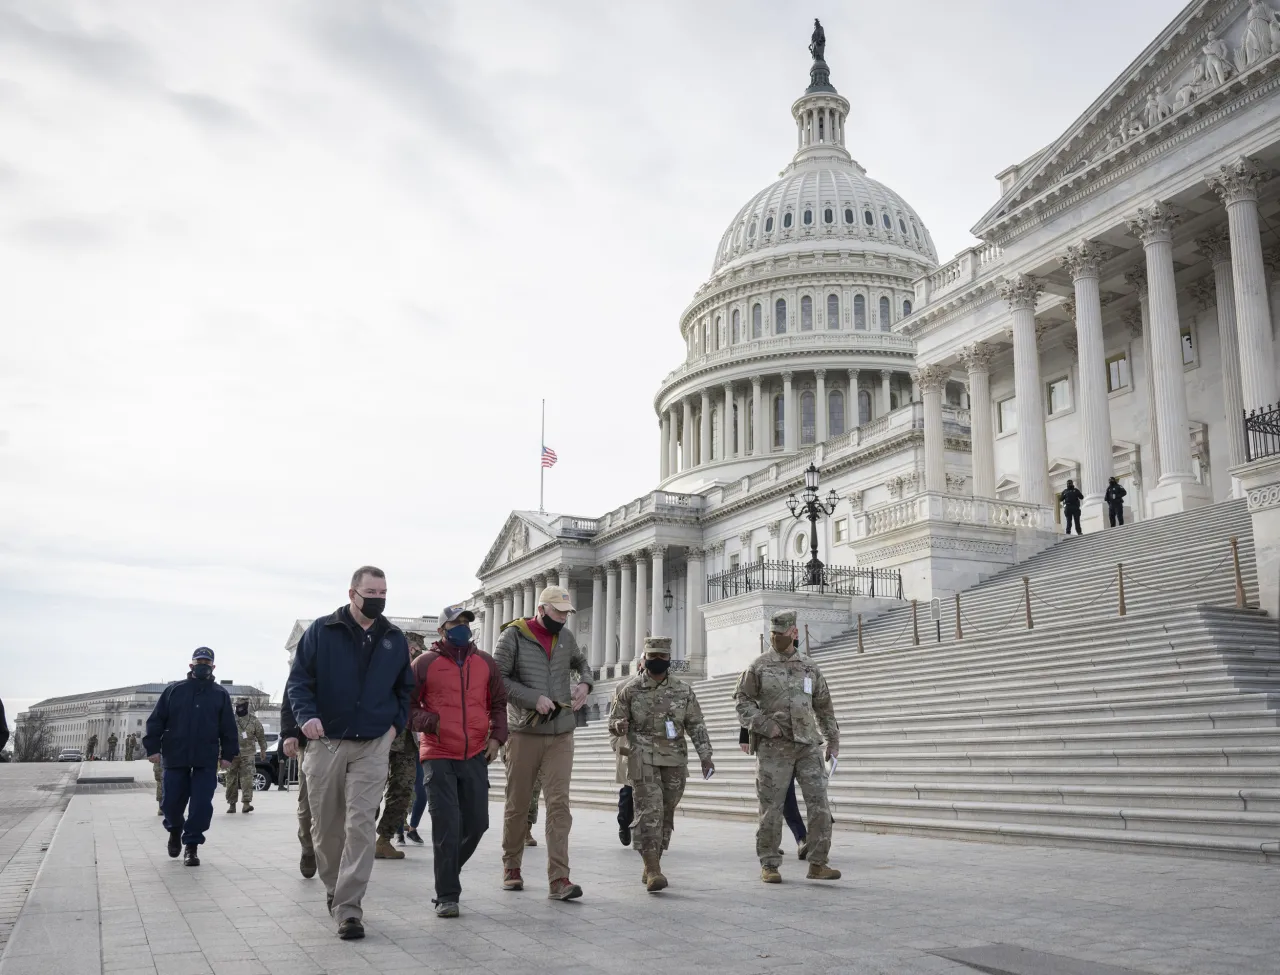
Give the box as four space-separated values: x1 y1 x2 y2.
537 585 575 612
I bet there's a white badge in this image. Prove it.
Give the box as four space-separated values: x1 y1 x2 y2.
665 719 677 739
803 675 813 695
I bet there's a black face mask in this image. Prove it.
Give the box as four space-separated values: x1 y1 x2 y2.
645 658 671 675
235 705 248 717
192 663 213 679
357 595 386 619
540 614 565 635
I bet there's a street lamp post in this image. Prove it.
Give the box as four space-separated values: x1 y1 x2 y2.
786 464 840 588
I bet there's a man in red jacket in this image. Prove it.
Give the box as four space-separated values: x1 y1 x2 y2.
410 604 508 918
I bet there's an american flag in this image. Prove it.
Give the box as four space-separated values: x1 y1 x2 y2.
541 445 558 469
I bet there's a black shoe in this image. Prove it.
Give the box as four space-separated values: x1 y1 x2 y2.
167 828 182 858
797 839 809 861
619 824 631 847
396 830 405 845
406 828 424 845
338 918 364 940
183 844 200 866
326 893 334 913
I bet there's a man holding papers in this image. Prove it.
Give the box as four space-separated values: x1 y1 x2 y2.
735 610 841 884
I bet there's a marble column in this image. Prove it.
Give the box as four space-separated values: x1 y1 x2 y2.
1126 266 1160 483
1128 203 1198 493
659 413 671 480
880 370 892 416
815 369 828 442
681 398 693 471
684 548 705 667
603 563 618 667
916 364 949 493
501 590 513 630
512 586 525 621
782 372 795 451
667 407 679 475
721 383 733 460
1001 273 1051 506
649 545 666 638
568 581 581 638
960 343 996 498
589 568 605 668
482 598 494 653
633 550 648 657
1197 228 1248 469
699 389 711 465
847 369 858 429
1210 157 1279 412
1062 240 1115 516
524 581 536 616
751 376 764 457
735 390 746 457
618 556 635 664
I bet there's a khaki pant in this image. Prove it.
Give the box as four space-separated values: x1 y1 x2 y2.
301 729 393 922
296 760 313 856
502 731 574 883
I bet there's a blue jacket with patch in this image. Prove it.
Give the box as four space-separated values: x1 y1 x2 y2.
286 606 415 741
142 673 239 769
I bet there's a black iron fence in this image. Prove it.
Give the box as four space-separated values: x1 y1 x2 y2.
1245 404 1280 461
706 559 903 603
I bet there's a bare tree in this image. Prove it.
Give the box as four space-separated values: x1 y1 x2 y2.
12 711 57 762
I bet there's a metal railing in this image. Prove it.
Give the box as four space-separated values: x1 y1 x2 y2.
706 559 903 602
1245 404 1279 461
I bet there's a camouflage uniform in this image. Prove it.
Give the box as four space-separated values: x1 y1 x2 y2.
85 734 97 761
153 757 164 812
123 733 135 761
376 727 418 841
735 611 840 873
226 701 266 810
107 733 118 761
609 637 712 889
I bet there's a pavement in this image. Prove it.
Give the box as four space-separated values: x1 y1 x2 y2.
1 760 1279 975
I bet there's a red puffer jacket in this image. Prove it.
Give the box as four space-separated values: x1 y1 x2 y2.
409 642 508 761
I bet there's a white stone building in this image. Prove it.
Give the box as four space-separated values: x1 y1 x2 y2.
466 3 1280 711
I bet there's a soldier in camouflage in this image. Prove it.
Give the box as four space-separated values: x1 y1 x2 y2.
85 734 97 761
374 719 417 859
107 733 118 761
153 755 164 815
226 698 267 813
609 637 713 892
735 610 841 884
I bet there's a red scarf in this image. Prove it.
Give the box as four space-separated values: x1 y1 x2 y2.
525 616 555 657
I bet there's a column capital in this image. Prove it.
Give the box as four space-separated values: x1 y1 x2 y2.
1034 319 1053 344
1124 264 1148 298
750 374 763 387
781 370 794 382
1127 201 1181 245
651 544 668 559
1195 226 1232 266
999 272 1042 311
1063 330 1079 355
847 367 859 382
619 554 634 567
1061 298 1076 325
879 369 893 380
959 341 996 374
605 560 619 574
911 363 949 393
686 547 705 562
738 532 752 547
591 566 604 580
1208 156 1269 206
1122 308 1143 337
814 368 826 380
1061 240 1111 280
1187 277 1216 311
767 522 780 538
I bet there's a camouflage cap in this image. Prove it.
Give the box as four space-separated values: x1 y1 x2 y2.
643 636 673 655
235 697 248 706
769 610 797 633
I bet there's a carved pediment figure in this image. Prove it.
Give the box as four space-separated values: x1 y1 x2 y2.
1239 0 1277 71
1202 29 1232 88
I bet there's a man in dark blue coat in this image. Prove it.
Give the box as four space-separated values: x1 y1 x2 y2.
144 647 238 866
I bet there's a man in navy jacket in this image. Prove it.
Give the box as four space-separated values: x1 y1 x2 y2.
285 565 415 941
143 647 238 866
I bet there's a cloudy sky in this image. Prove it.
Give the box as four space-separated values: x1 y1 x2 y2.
0 0 1185 714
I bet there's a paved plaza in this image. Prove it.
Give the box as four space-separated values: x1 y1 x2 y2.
1 760 1278 975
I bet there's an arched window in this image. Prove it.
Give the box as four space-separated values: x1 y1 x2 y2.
858 389 872 425
800 391 816 445
752 303 762 338
773 395 785 449
775 298 787 334
879 296 891 330
890 392 900 410
827 293 839 330
854 294 866 329
803 209 813 226
765 216 774 233
783 212 793 229
704 320 711 349
710 407 719 460
844 208 854 224
746 405 754 453
903 299 912 317
714 315 721 350
864 209 874 226
823 208 833 224
732 308 741 344
829 390 845 436
732 404 739 455
747 221 756 239
800 295 813 331
899 217 908 234
882 213 892 229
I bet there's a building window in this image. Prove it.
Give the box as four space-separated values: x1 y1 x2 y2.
854 294 866 329
710 407 719 460
998 396 1017 433
775 298 787 334
827 293 839 329
903 299 912 317
794 532 808 556
732 308 740 344
1106 352 1130 392
800 391 816 444
773 394 785 448
765 216 774 233
800 295 813 331
833 517 848 543
756 543 769 562
858 389 872 425
747 220 756 239
752 303 762 338
864 209 874 226
803 209 813 226
783 212 793 229
1046 377 1071 416
729 553 740 571
879 296 891 331
844 208 854 224
829 389 845 436
823 208 834 224
1181 325 1197 366
746 406 754 452
713 315 721 350
882 213 892 229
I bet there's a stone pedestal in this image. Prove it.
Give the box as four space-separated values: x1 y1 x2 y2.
700 590 868 678
1147 478 1212 518
1231 455 1280 619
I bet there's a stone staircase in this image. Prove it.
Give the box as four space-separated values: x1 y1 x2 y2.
500 500 1280 862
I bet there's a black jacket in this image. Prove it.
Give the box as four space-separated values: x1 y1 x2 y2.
1105 482 1127 506
286 606 415 742
0 698 8 755
1060 486 1084 512
142 673 239 770
280 689 302 744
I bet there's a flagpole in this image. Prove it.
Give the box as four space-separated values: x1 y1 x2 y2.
540 398 545 514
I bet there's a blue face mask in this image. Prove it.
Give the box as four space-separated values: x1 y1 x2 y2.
445 625 471 648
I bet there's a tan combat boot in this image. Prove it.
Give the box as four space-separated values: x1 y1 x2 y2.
643 852 667 893
806 863 841 880
227 802 236 814
761 865 782 884
241 801 253 813
375 836 405 860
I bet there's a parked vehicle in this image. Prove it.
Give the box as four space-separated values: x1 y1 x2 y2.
217 733 280 791
57 748 82 762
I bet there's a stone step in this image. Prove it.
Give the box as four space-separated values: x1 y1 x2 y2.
833 744 1280 767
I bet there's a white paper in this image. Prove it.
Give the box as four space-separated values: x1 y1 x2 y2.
803 675 813 695
827 756 838 777
665 719 677 740
703 767 715 780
